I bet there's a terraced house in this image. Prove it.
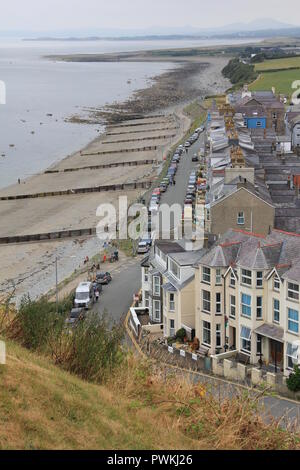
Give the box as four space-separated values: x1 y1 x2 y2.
195 228 300 376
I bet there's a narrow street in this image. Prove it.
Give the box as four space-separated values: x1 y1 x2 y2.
92 130 205 323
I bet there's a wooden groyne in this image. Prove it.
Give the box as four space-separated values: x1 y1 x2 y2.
81 145 157 157
0 180 153 201
103 133 176 145
0 227 97 245
106 126 178 136
108 120 170 129
45 159 157 174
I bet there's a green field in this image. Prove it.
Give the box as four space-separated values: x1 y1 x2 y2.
255 56 300 71
249 68 300 98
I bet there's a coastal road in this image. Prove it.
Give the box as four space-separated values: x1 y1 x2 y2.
92 257 141 323
160 130 205 208
92 129 205 323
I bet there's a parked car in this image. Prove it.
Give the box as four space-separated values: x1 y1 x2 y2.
74 282 94 310
160 183 167 193
184 198 193 205
65 308 86 327
96 272 112 285
184 141 191 148
137 241 150 255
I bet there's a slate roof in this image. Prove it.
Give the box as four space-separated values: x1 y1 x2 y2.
168 249 207 266
155 241 185 255
197 228 300 281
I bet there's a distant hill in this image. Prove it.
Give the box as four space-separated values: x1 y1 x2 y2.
3 17 300 41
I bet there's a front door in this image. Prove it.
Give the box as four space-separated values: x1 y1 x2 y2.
270 340 283 371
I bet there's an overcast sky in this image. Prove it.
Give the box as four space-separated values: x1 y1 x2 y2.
1 0 299 32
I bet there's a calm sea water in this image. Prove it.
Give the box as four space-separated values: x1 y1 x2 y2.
0 37 257 189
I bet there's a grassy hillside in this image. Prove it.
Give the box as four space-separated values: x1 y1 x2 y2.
0 340 197 450
1 339 300 450
255 57 300 71
249 68 300 98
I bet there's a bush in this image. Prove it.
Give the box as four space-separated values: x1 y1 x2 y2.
59 312 124 383
8 295 67 351
175 328 186 343
286 365 300 392
6 296 124 383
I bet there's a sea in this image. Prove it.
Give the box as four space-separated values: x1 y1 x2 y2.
0 37 258 189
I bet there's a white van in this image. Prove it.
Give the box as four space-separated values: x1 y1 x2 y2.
74 282 94 309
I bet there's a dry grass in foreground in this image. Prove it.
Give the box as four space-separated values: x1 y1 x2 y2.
0 339 300 450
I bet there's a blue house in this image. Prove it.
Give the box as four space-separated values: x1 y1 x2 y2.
244 116 267 129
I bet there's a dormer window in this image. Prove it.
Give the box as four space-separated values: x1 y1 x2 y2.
274 275 280 291
256 271 263 288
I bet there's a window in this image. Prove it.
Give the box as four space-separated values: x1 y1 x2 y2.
287 343 298 370
273 299 280 324
256 296 263 319
202 267 211 284
203 321 211 346
241 269 252 286
216 293 221 314
288 282 299 301
169 293 175 312
216 324 221 348
240 326 251 354
288 308 299 334
170 260 180 279
154 300 161 322
274 275 280 291
153 276 160 296
256 271 263 288
273 113 277 119
145 292 149 309
230 270 236 287
230 295 236 319
144 268 149 283
216 269 222 285
256 121 262 127
241 293 252 318
202 290 211 313
170 319 175 338
237 211 245 225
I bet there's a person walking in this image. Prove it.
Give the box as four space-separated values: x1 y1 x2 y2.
95 289 100 302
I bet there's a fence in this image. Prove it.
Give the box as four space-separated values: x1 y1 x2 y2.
143 340 212 373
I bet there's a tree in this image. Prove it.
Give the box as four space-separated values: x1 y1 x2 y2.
286 365 300 392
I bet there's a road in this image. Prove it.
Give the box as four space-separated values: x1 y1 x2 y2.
92 131 205 323
92 257 141 323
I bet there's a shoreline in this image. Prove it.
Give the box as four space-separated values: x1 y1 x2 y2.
0 54 231 303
